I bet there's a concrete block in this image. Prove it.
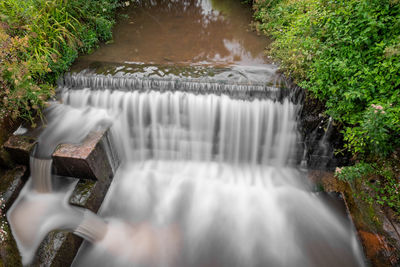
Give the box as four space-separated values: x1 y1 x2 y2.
69 178 111 213
3 129 118 182
52 130 117 182
3 136 37 166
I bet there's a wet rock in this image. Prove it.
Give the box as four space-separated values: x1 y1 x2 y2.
307 170 400 266
300 93 351 170
382 215 400 250
0 118 23 168
69 178 111 213
0 165 27 267
0 217 23 267
32 177 111 267
3 136 37 166
358 230 397 267
4 130 118 182
52 130 117 182
307 170 347 193
32 230 83 267
0 165 28 211
340 180 400 266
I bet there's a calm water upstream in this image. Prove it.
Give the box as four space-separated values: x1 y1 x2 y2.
8 0 366 266
74 0 270 66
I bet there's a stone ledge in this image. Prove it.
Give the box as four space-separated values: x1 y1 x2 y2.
3 129 118 182
0 165 28 211
0 165 28 267
69 178 111 213
3 136 37 166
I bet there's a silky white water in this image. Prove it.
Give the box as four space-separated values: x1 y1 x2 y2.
62 88 298 165
7 104 111 265
8 73 365 266
60 76 363 267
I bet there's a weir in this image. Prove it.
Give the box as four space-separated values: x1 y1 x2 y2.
62 71 299 102
6 69 366 266
61 74 299 165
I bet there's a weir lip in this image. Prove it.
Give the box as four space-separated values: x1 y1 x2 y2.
61 67 304 103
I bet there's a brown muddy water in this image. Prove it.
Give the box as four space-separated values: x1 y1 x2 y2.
73 0 270 68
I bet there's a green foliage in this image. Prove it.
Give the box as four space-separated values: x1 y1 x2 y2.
367 174 400 209
0 0 124 123
344 104 400 157
336 161 400 213
255 0 324 80
255 0 400 213
0 28 52 124
335 162 375 182
254 0 400 158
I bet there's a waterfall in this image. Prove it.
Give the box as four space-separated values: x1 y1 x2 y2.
61 88 298 166
8 72 365 267
74 210 108 243
29 158 53 193
60 74 364 267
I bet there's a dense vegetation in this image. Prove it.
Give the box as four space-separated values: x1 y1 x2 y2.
0 0 127 125
254 0 400 214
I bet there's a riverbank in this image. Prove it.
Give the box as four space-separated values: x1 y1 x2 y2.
0 2 128 263
0 0 133 169
0 0 131 148
253 0 400 216
252 0 400 264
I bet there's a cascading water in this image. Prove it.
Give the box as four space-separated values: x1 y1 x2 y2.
58 72 363 266
7 71 366 266
5 69 363 266
7 104 112 265
61 85 297 165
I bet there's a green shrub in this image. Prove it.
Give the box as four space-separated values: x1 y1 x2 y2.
0 0 125 124
335 162 375 182
254 0 400 213
336 161 400 212
344 104 400 157
367 174 400 209
0 27 51 125
254 0 400 158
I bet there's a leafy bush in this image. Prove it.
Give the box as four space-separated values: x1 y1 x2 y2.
335 162 375 182
367 174 400 209
254 0 400 213
336 161 400 212
344 104 400 157
254 0 400 158
0 26 51 124
0 0 125 123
